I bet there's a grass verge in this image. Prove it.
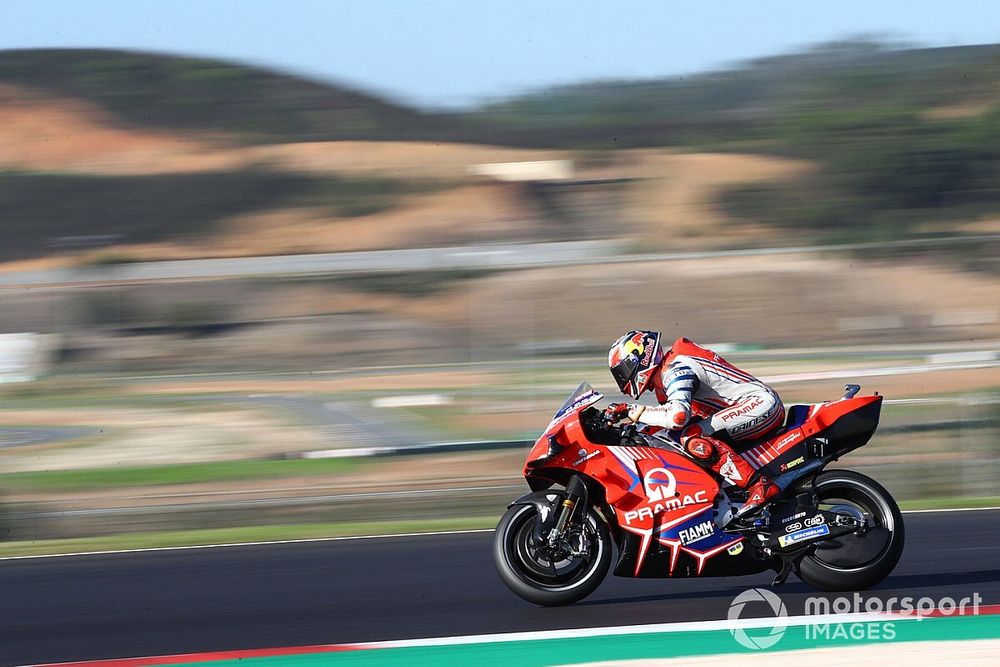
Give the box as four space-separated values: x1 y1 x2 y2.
0 457 362 491
0 517 497 558
899 496 1000 511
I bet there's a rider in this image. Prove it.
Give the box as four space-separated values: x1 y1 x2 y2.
607 331 783 523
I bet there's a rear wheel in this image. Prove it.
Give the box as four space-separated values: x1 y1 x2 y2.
797 470 904 591
493 502 611 606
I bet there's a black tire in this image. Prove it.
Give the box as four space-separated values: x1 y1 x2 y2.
797 470 905 592
493 502 612 606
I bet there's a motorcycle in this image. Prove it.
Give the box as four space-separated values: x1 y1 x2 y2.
494 382 904 606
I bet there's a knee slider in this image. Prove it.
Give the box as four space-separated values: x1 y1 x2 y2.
683 436 719 463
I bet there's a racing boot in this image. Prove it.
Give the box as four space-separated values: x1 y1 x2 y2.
732 474 781 522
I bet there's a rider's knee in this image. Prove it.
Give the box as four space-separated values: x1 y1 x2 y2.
681 424 719 463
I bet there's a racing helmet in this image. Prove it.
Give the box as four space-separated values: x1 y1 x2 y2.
608 330 663 398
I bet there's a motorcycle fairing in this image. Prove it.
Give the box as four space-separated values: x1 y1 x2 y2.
741 395 883 480
615 526 773 579
526 418 776 579
601 447 759 578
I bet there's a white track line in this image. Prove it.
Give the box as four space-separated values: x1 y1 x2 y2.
763 360 1000 384
2 506 998 561
351 611 908 649
901 505 1000 514
0 528 493 561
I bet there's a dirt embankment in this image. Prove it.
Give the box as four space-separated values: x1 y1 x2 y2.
0 82 813 263
337 252 1000 347
0 84 233 174
617 150 815 249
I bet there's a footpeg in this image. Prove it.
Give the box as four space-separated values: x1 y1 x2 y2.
772 551 800 586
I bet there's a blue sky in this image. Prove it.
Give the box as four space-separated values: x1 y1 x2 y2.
4 1 998 107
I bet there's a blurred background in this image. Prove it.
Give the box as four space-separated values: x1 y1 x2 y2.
0 2 997 553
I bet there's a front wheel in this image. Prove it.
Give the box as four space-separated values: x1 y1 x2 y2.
797 470 905 591
494 502 611 606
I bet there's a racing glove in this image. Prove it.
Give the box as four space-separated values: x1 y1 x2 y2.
606 403 649 424
605 402 630 423
623 401 690 429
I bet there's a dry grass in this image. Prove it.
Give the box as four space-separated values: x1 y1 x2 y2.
360 252 1000 346
613 150 815 249
0 85 563 178
0 406 332 472
0 84 232 174
922 100 997 120
129 369 502 396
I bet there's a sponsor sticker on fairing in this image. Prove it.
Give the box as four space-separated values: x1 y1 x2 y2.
643 467 677 502
573 450 601 466
779 455 805 472
553 389 601 421
777 524 830 548
622 490 710 524
773 431 799 450
678 520 715 545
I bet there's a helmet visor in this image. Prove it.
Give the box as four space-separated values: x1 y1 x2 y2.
610 354 640 396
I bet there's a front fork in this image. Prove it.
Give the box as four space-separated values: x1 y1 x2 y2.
546 475 589 543
511 474 590 548
547 497 577 542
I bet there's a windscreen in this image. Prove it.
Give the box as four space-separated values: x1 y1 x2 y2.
553 382 603 421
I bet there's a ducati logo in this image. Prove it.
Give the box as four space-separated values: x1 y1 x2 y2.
643 467 677 502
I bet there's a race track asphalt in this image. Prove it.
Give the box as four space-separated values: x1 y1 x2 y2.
2 509 999 666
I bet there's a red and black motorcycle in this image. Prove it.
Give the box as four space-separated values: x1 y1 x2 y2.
494 382 904 606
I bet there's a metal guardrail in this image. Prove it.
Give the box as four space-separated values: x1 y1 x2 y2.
3 234 997 288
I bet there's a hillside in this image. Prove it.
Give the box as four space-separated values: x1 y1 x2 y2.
478 40 1000 148
0 48 804 262
478 40 1000 247
3 42 997 149
0 43 997 265
0 49 471 144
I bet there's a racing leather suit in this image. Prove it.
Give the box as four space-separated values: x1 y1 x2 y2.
626 338 783 516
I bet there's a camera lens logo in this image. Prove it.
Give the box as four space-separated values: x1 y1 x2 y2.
727 587 788 650
643 467 677 502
